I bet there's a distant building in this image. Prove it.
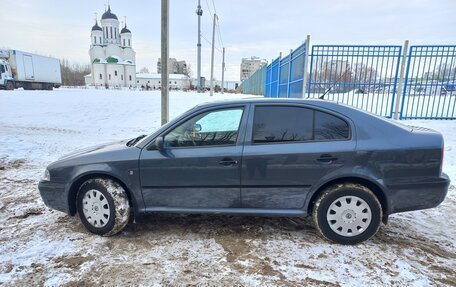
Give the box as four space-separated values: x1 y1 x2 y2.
136 73 191 90
191 78 240 91
240 56 267 81
157 58 188 75
85 5 136 88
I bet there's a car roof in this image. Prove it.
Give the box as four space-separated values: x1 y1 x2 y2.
197 97 327 107
194 97 353 113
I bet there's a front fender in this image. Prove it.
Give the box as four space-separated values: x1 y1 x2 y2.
65 162 144 217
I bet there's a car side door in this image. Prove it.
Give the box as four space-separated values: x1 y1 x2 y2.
139 104 249 209
241 104 356 209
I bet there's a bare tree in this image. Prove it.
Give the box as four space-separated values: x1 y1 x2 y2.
60 59 90 86
139 67 150 73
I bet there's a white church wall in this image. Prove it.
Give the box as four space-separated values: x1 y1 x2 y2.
105 44 122 59
92 64 106 86
123 48 135 62
90 46 105 63
124 65 136 87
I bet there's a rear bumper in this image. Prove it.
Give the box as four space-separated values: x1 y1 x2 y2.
38 180 70 214
387 173 450 214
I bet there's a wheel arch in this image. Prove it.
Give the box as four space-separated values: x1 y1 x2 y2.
307 176 389 219
68 172 137 219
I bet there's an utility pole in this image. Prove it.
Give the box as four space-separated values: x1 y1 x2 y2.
161 0 169 125
221 47 225 94
196 0 203 92
210 13 217 96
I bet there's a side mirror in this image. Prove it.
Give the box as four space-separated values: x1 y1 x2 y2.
193 123 202 132
155 136 164 150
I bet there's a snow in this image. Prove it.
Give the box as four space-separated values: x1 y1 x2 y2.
0 88 455 286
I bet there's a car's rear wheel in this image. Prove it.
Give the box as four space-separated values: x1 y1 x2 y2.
312 183 382 245
77 178 130 236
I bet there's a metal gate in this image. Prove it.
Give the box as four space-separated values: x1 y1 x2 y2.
307 45 402 118
400 45 456 119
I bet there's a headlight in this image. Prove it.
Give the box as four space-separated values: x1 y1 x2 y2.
42 169 50 181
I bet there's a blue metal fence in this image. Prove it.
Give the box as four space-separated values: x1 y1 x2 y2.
265 57 280 97
241 64 266 95
265 42 307 98
307 45 402 118
242 40 456 119
400 45 456 119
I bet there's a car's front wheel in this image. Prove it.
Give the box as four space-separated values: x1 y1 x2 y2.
312 183 382 245
77 178 130 236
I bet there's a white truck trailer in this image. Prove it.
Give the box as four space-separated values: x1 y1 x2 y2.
0 49 62 90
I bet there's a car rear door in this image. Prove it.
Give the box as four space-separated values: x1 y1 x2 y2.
139 104 249 209
241 103 356 209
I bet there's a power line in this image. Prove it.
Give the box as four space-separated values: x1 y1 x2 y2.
211 0 217 15
204 0 213 18
216 18 224 50
210 0 224 50
201 33 222 53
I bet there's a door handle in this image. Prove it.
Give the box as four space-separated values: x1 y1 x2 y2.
219 158 239 166
316 154 338 164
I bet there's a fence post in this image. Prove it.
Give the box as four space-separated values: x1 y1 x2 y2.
393 40 409 120
302 35 310 99
287 49 293 98
277 52 282 97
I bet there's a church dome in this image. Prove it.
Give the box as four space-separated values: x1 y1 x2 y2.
91 21 102 31
121 25 131 34
101 5 118 20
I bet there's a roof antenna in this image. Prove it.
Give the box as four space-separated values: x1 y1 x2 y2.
319 68 349 99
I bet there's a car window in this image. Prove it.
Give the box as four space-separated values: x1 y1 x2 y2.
314 110 350 140
253 106 350 144
253 106 313 143
164 108 244 148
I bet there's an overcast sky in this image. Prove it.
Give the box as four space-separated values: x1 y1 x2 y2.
1 0 454 81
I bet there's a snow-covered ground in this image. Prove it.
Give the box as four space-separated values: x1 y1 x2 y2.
0 88 455 286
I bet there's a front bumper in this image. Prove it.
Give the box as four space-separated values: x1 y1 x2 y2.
387 173 450 214
38 180 69 214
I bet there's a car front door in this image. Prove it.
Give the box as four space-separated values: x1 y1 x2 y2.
139 105 248 209
241 104 356 209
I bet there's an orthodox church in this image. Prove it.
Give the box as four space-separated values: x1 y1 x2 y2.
85 5 136 87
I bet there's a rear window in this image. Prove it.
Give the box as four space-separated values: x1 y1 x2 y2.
253 106 313 143
314 110 350 140
253 106 350 144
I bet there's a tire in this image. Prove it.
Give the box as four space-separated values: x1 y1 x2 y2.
312 183 382 245
6 81 14 90
76 178 130 236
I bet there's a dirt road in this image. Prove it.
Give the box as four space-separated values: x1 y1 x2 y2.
1 159 455 286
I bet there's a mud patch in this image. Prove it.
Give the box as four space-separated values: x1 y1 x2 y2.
53 255 95 268
0 159 26 170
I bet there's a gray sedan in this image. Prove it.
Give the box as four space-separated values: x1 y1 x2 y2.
38 99 450 244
